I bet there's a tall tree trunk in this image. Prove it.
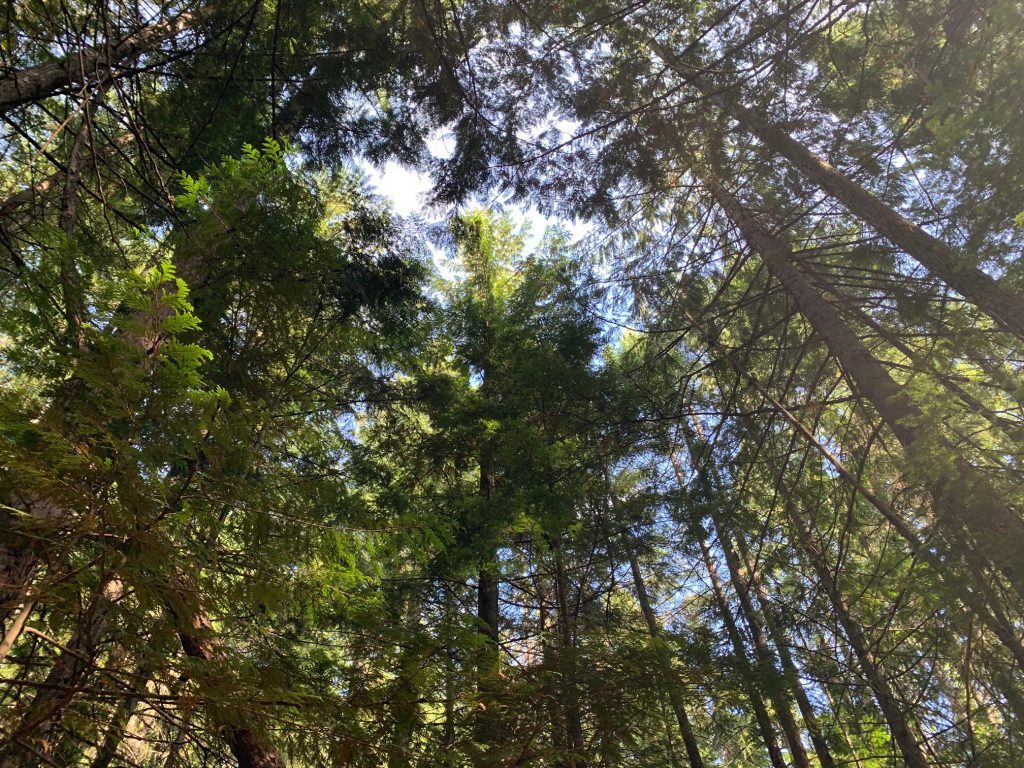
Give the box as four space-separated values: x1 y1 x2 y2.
672 429 832 768
709 516 823 768
536 564 569 762
387 591 424 768
691 76 1024 340
552 536 586 766
169 581 286 768
699 169 1024 594
89 661 149 768
681 300 1024 684
58 117 88 349
625 543 706 768
476 565 502 758
783 503 930 768
732 532 837 768
475 436 503 758
696 535 789 768
442 585 457 754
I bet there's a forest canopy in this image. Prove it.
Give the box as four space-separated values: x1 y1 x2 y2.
1 1 1023 766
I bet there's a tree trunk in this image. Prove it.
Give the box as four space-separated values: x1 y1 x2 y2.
708 514 811 768
475 564 503 757
388 591 424 768
626 543 706 768
732 533 837 768
696 535 789 768
700 169 1024 593
552 536 586 766
170 584 286 768
0 576 123 768
682 299 1024 684
536 563 569 762
783 504 930 768
89 662 149 768
694 76 1024 340
59 118 88 349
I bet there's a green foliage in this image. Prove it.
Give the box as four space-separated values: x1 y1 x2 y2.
3 1 1024 766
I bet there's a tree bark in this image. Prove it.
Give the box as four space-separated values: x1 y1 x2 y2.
89 661 149 768
475 564 502 759
59 119 88 349
535 560 571 763
169 579 286 768
700 170 1024 594
694 76 1024 340
682 299 1024 683
669 449 813 768
626 543 706 768
0 576 123 768
783 504 930 768
0 14 193 112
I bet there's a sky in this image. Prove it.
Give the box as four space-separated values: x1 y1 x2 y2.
361 129 592 257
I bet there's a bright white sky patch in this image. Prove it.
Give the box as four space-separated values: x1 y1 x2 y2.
365 160 434 218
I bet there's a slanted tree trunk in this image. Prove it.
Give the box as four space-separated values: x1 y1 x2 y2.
731 532 837 768
696 534 789 768
0 565 286 768
625 542 706 768
0 575 123 768
689 75 1024 340
783 503 930 768
169 578 286 768
699 168 1024 594
682 300 1024 687
679 415 842 768
709 516 818 768
669 450 812 768
89 661 150 768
